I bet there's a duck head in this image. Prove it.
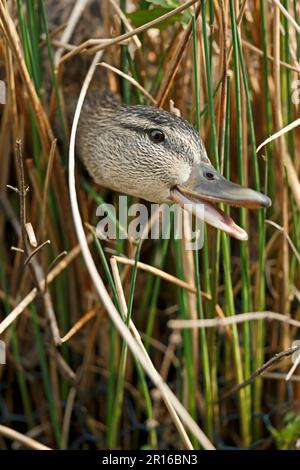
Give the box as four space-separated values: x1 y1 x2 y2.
77 93 271 241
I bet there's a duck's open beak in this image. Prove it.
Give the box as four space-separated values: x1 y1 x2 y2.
170 162 271 241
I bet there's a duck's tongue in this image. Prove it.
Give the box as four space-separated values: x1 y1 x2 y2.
171 189 248 241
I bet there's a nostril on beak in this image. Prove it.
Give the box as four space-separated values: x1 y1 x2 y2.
262 195 272 208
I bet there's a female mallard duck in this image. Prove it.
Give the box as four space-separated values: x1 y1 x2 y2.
76 92 271 241
45 0 270 240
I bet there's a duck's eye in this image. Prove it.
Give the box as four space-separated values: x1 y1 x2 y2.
204 171 215 180
149 129 165 143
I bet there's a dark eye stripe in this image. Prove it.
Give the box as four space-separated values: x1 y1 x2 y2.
121 124 146 133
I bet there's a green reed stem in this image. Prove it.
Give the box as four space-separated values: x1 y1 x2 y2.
236 17 269 442
31 304 62 448
192 12 213 440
